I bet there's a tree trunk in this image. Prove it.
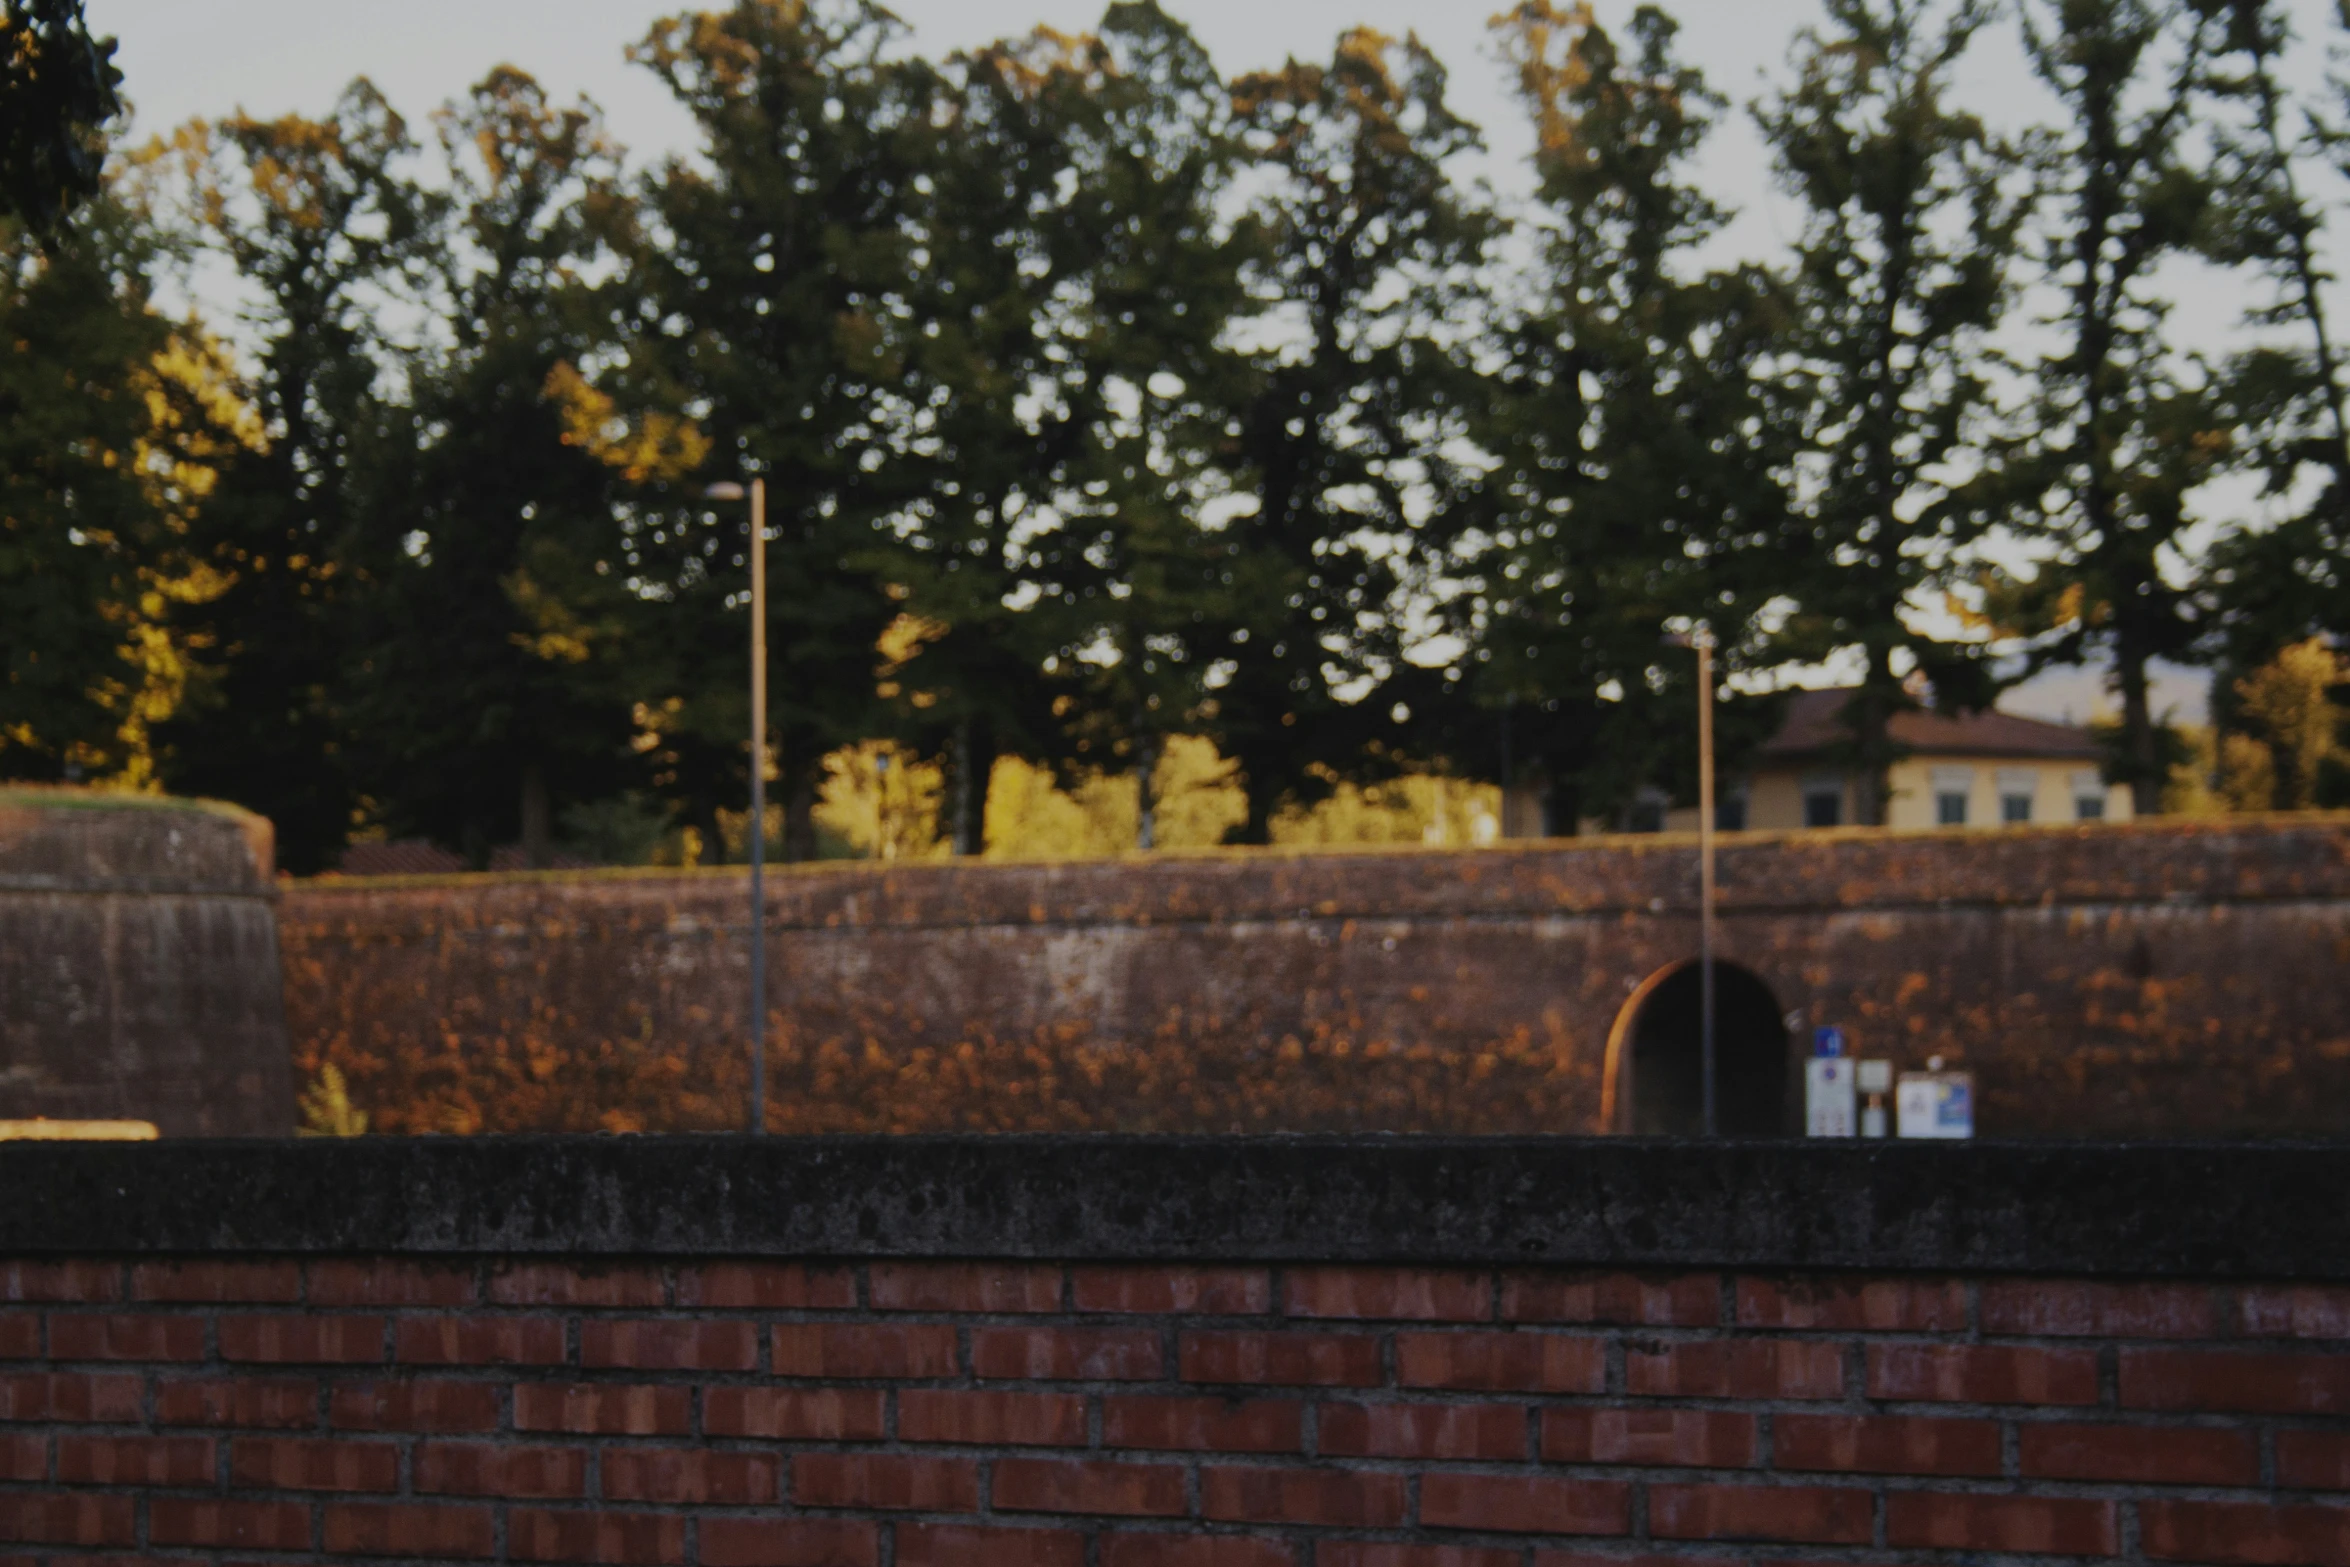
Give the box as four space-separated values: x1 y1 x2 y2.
1135 732 1163 850
520 763 551 869
952 718 996 857
689 798 725 868
2117 648 2162 816
1231 753 1277 846
1542 773 1582 837
782 773 819 864
1845 664 1898 829
460 817 492 873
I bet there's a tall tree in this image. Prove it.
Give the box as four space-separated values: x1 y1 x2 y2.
0 0 120 233
1754 0 2025 824
156 81 427 869
342 69 643 867
2199 0 2350 668
2005 0 2226 815
0 186 248 782
611 0 941 862
1206 28 1494 842
1008 2 1257 847
871 20 1128 855
1472 2 1791 831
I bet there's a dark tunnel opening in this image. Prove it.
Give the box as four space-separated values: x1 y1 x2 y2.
1622 961 1791 1137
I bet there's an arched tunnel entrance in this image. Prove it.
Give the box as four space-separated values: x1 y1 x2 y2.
1608 961 1791 1136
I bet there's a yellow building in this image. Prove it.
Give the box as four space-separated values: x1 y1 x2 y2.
1726 688 2132 832
1506 688 2136 836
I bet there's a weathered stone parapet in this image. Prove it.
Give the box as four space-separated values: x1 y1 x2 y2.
3 1137 2343 1277
0 788 295 1134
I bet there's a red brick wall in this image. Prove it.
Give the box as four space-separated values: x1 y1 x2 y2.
279 819 2350 1139
5 1255 2346 1565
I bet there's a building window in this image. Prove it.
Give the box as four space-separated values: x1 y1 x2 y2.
1996 768 2038 825
1931 766 1973 828
2072 771 2106 822
1803 789 1841 828
1627 799 1664 833
1716 795 1747 832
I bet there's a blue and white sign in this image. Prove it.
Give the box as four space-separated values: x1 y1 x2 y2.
1896 1070 1975 1139
1805 1056 1856 1137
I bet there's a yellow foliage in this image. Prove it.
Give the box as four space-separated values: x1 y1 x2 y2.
57 329 255 790
296 1063 368 1137
982 756 1136 858
1274 773 1504 848
2169 640 2350 814
872 612 947 707
876 611 948 673
814 742 950 862
979 737 1242 856
1491 0 1599 174
797 735 1508 860
2232 638 2348 810
542 360 710 485
2161 726 2225 818
505 569 596 665
2218 731 2280 814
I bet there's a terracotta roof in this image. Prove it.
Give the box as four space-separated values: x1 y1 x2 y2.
336 840 466 876
333 841 594 876
1758 687 2104 763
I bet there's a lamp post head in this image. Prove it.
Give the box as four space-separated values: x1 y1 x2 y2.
1662 627 1716 651
703 481 747 501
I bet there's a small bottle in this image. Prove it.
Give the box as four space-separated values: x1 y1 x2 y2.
1857 1059 1893 1139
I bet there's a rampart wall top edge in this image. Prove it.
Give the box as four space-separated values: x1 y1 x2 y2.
2 1137 2340 1280
274 818 2350 928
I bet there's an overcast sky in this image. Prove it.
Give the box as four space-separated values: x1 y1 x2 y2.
95 0 2333 724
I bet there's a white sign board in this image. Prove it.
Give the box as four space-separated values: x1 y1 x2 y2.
1896 1071 1975 1139
1805 1057 1856 1137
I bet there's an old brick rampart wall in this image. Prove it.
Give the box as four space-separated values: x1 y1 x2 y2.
1 1140 2345 1567
279 818 2350 1138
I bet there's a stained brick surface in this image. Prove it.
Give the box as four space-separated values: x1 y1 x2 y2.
273 820 2350 1140
0 1252 2333 1565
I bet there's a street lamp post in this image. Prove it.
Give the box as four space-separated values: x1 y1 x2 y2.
705 478 767 1134
1668 629 1718 1138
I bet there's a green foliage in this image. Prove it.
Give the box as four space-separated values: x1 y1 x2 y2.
0 0 120 233
2197 0 2350 671
151 82 429 870
14 0 2350 864
0 189 241 784
1465 3 1789 829
342 70 642 868
1998 0 2229 813
1752 0 2026 823
609 0 946 862
1204 29 1494 841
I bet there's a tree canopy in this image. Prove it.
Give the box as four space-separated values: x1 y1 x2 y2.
4 0 2346 862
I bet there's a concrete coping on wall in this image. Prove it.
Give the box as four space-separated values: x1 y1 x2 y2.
0 786 276 895
2 1137 2338 1279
